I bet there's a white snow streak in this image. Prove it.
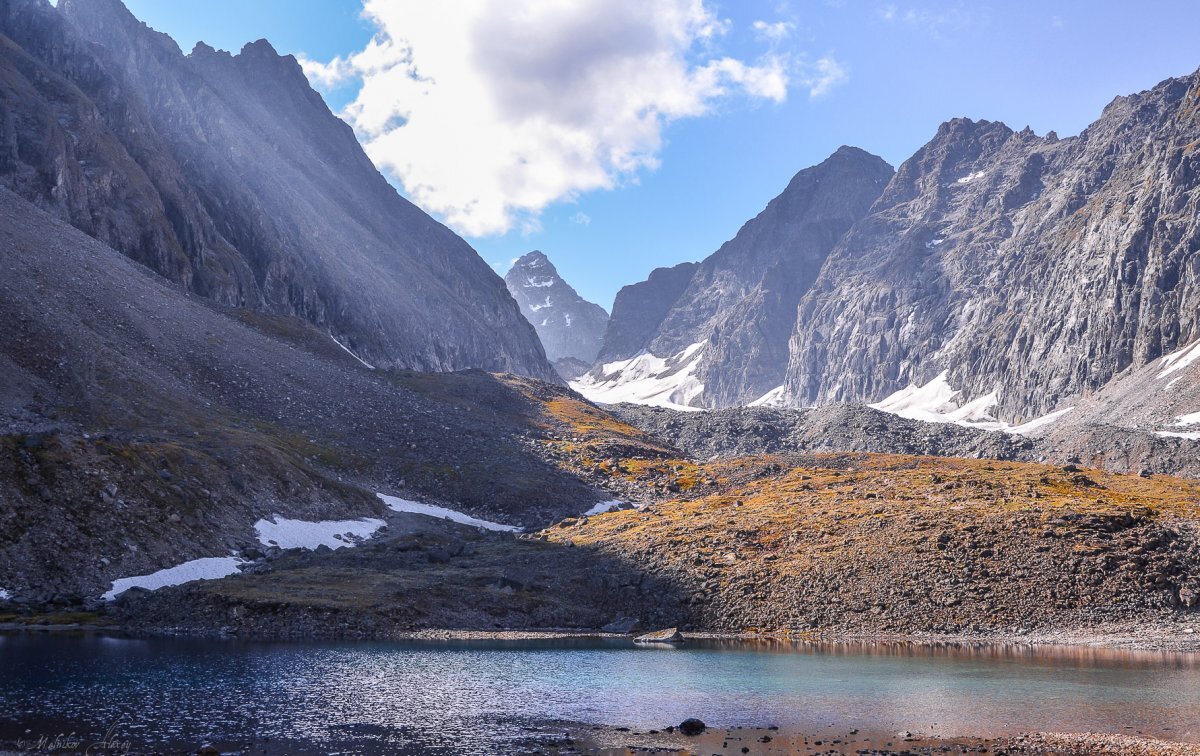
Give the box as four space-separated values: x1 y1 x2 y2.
956 170 987 184
570 342 706 410
0 588 11 601
330 335 376 369
525 277 554 288
377 493 520 532
102 556 245 601
254 516 386 550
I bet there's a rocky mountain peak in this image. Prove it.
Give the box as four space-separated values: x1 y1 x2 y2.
578 146 893 409
505 251 609 378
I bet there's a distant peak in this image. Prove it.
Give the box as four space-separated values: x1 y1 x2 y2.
239 38 280 57
189 41 231 60
514 250 552 268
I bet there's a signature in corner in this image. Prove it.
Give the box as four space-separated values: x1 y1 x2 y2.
14 722 132 755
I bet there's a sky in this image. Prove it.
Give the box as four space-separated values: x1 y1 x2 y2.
124 0 1200 310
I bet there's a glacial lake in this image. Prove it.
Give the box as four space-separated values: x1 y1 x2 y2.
1 634 1198 754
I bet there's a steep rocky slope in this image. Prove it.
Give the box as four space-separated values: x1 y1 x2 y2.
0 0 553 378
0 187 639 605
785 70 1200 420
579 147 893 408
504 251 609 376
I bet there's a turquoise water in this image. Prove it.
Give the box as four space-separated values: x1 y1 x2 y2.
0 634 1197 753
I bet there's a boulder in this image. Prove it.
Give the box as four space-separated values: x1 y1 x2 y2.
678 718 706 736
634 627 683 644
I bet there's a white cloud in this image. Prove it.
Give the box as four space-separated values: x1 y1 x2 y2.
799 57 847 98
570 211 592 225
300 1 808 237
752 20 795 42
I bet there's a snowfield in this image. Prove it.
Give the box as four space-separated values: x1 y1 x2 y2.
102 556 244 601
254 515 387 550
570 342 706 411
869 370 1072 435
377 493 520 532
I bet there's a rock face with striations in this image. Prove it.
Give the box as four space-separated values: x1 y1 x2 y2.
504 251 608 378
582 147 893 407
0 0 554 379
785 70 1200 421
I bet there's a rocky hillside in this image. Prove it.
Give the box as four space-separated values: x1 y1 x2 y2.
504 251 609 378
578 147 893 408
545 454 1200 637
0 0 553 379
0 187 639 605
785 70 1200 421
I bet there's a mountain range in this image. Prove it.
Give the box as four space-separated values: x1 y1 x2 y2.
568 68 1200 437
3 0 1200 654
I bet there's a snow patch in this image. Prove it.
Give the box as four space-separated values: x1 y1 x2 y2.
584 500 622 516
0 588 11 601
570 342 706 411
330 335 375 370
748 385 788 407
925 238 946 248
377 493 520 532
525 276 554 288
1008 407 1075 435
956 170 987 184
102 556 244 601
1155 430 1200 441
869 370 1071 435
1157 339 1200 380
254 515 386 550
530 296 553 311
564 313 572 327
1173 411 1200 426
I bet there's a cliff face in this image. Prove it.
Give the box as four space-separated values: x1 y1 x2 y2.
785 71 1200 421
0 0 554 379
583 147 893 407
504 251 609 372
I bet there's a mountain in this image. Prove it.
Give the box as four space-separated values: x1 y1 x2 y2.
784 70 1200 421
0 0 554 379
576 147 894 408
504 251 609 378
0 184 642 601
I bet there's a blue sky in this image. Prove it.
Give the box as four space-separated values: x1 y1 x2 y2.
125 0 1200 310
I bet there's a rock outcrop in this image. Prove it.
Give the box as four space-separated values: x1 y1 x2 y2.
504 251 609 374
0 0 554 379
583 147 893 408
785 71 1200 420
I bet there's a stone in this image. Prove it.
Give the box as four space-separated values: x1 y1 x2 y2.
634 627 684 644
678 718 706 736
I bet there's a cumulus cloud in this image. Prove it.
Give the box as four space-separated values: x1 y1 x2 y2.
300 1 820 237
